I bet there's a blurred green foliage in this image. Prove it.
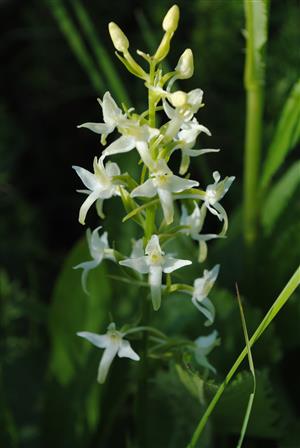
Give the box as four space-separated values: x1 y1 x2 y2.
0 0 299 447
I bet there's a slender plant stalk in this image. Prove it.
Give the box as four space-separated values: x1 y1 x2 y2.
47 0 105 92
71 0 130 104
235 285 256 448
243 0 268 246
186 266 300 448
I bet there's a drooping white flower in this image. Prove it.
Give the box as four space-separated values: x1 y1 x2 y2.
131 159 199 225
73 156 121 225
77 91 125 144
180 202 219 262
173 118 219 175
204 171 235 234
74 226 115 293
102 119 159 168
189 265 220 326
77 323 140 384
194 330 219 373
163 88 205 139
120 234 191 310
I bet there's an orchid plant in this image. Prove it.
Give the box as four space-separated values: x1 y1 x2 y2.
73 4 234 388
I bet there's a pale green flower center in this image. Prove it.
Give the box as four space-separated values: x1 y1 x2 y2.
148 250 164 266
153 172 172 187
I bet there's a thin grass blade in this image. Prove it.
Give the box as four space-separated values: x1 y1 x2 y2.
235 284 256 448
186 266 300 448
71 0 130 104
46 0 104 92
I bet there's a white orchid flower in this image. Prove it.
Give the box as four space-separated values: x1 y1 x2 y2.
189 265 220 326
77 91 159 168
102 119 159 168
73 156 121 225
163 88 205 139
173 119 219 175
194 330 219 373
204 171 235 235
180 202 219 262
77 91 125 144
77 323 140 384
120 234 191 310
131 159 199 225
74 226 115 293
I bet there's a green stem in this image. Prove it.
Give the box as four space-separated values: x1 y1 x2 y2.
148 60 156 128
243 86 264 246
186 266 300 448
243 0 268 247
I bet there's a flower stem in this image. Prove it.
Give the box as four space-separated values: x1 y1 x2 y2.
148 60 156 128
243 0 268 247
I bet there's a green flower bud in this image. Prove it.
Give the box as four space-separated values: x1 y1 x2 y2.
175 49 194 79
170 90 188 108
162 5 180 33
108 22 129 52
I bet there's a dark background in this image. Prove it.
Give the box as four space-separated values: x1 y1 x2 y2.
1 1 299 447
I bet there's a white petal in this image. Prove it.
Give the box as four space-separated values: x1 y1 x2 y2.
136 141 155 168
103 135 135 158
102 91 123 125
97 344 119 383
213 171 221 183
195 330 218 356
131 179 156 198
77 331 109 348
118 339 140 361
187 88 203 112
89 226 104 251
73 166 98 191
130 239 144 258
169 175 199 193
163 256 192 273
158 188 174 225
198 240 208 263
162 98 176 120
119 256 149 274
74 259 101 293
179 153 190 175
145 235 162 255
215 202 229 236
78 190 100 225
149 265 162 311
192 297 215 326
77 122 114 135
105 161 121 177
96 198 104 219
183 148 220 157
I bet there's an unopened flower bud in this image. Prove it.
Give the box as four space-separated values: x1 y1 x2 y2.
175 49 194 79
170 90 187 108
162 5 180 33
108 22 129 52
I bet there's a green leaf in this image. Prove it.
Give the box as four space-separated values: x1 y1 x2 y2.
261 79 300 188
175 364 205 404
48 237 111 385
262 160 300 234
213 371 281 439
